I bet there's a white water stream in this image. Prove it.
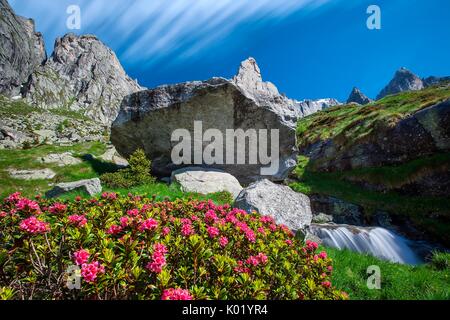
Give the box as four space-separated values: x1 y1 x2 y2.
309 223 423 265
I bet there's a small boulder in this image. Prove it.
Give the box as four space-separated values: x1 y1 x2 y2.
171 167 243 200
39 152 82 166
312 212 333 224
99 146 129 166
33 129 56 143
234 179 312 231
8 168 56 180
46 178 102 198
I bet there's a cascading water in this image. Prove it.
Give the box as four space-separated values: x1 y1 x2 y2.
309 223 423 265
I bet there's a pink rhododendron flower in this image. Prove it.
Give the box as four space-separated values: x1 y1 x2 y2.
19 216 49 234
101 192 117 200
269 224 277 232
162 227 170 236
68 214 87 227
234 261 251 274
246 256 260 266
204 210 218 224
219 236 228 247
180 218 192 225
207 226 219 238
318 251 327 259
120 216 130 227
5 192 21 203
146 243 167 273
49 203 67 214
107 224 123 235
181 223 194 236
0 211 6 218
73 249 90 265
306 240 319 251
139 218 158 231
127 209 139 217
190 215 199 221
16 198 41 213
245 229 256 243
285 239 293 246
257 253 268 264
257 227 266 236
322 281 331 288
260 216 274 224
161 288 193 300
81 261 105 283
327 266 333 272
75 196 82 202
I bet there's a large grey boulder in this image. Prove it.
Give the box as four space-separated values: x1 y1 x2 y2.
0 0 46 97
234 179 312 231
8 168 56 180
45 178 102 198
171 167 243 199
22 33 142 125
377 67 424 100
112 58 306 183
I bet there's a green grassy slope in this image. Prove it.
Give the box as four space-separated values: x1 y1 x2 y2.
326 247 450 300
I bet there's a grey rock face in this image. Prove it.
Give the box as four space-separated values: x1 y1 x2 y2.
0 0 46 96
346 87 372 105
8 168 56 180
171 167 243 200
23 33 142 125
45 178 102 198
377 67 424 100
422 76 450 87
234 179 312 231
39 152 81 167
309 194 364 225
111 58 302 183
296 98 341 116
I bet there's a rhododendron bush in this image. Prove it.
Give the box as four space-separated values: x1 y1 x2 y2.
0 192 347 300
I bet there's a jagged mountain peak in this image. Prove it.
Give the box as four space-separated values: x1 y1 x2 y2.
377 67 424 100
22 32 142 125
346 87 372 105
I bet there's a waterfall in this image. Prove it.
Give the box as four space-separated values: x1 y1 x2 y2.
309 223 423 265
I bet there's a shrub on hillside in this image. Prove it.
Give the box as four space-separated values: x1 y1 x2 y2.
430 251 450 271
0 192 347 300
101 148 155 188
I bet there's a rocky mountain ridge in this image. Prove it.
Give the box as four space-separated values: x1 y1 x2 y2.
0 0 46 97
22 33 143 125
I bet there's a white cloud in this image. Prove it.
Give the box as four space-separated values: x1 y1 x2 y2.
9 0 331 66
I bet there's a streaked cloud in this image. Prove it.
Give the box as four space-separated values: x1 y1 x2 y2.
9 0 331 68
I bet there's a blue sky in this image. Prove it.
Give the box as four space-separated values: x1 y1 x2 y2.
9 0 450 101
